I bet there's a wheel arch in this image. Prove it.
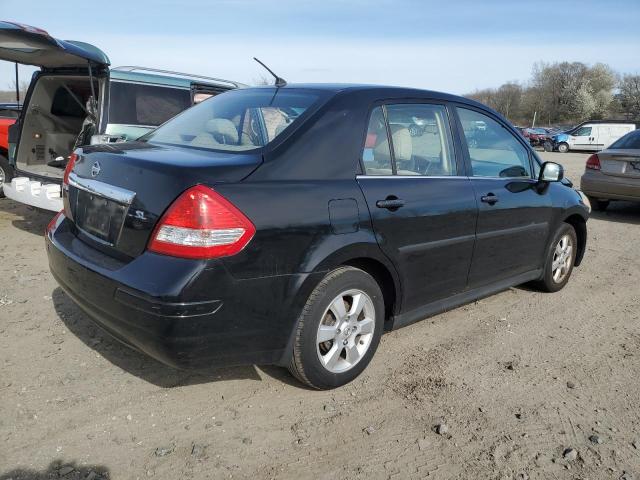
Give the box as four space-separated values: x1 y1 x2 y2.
563 213 587 266
277 246 402 366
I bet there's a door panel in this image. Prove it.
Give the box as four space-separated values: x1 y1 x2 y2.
455 106 553 288
358 177 477 312
467 178 551 287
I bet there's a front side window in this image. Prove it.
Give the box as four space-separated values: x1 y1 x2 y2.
109 82 192 127
573 126 592 137
384 104 456 176
457 107 531 178
144 89 321 152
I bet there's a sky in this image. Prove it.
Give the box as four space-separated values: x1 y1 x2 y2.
1 0 639 95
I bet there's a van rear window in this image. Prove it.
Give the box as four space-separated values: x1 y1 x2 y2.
108 82 191 127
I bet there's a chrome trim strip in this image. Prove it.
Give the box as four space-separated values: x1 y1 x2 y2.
356 175 536 181
356 175 469 180
67 172 135 205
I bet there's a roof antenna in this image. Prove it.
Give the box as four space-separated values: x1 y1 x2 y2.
253 57 287 87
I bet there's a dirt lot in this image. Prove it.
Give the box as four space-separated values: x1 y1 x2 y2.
1 151 639 480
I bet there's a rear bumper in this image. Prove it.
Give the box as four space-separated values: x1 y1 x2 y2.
4 176 63 211
46 216 316 369
580 170 640 202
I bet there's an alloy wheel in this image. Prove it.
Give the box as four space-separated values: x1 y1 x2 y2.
552 234 573 283
316 289 375 373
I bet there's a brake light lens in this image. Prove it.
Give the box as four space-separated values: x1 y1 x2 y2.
63 153 78 185
46 210 64 234
586 154 601 170
148 185 255 259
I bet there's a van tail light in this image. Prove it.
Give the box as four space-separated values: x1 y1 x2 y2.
148 185 255 259
586 154 601 170
63 153 78 185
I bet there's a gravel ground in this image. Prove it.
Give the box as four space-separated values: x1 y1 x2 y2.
1 151 639 480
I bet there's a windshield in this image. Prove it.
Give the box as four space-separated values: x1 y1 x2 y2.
144 88 322 152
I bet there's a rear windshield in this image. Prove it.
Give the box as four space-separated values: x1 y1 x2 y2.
144 88 322 152
108 81 192 127
609 130 640 149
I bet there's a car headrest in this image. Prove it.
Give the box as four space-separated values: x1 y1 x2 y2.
204 118 239 144
374 125 412 162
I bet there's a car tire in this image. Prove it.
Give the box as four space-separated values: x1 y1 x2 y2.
543 141 553 152
557 142 569 153
288 266 385 389
535 223 578 293
0 154 14 199
588 196 609 211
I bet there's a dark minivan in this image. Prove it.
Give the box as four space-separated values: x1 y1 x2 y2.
46 85 590 389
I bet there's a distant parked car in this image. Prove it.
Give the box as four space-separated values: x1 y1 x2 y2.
0 21 243 211
0 102 21 197
545 121 636 153
523 127 552 147
580 129 640 210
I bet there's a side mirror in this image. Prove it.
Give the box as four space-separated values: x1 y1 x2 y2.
539 161 564 182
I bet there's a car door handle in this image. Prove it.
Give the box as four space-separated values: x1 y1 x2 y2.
480 193 499 205
376 197 405 210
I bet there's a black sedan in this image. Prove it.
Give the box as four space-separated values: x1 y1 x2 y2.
46 84 590 389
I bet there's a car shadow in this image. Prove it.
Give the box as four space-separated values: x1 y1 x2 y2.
590 201 640 225
0 199 54 236
0 460 110 480
52 287 272 388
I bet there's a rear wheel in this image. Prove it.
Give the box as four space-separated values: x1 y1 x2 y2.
535 223 577 292
557 142 569 153
0 154 14 198
288 266 384 389
588 196 609 211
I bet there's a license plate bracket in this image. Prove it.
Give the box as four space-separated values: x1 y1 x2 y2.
74 189 127 245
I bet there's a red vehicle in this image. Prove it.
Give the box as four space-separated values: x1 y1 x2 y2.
0 102 21 197
522 127 552 147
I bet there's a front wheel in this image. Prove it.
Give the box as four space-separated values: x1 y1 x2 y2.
288 266 385 389
543 141 554 152
535 224 578 292
557 142 570 153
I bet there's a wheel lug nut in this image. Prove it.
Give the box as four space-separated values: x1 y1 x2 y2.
343 340 348 345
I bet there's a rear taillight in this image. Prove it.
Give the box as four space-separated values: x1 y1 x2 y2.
148 185 255 259
46 210 64 234
63 153 78 185
586 154 601 170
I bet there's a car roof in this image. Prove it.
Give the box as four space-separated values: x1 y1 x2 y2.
0 103 21 109
247 83 488 108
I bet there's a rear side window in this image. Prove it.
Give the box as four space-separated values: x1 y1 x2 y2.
108 82 191 126
384 104 456 176
362 106 393 175
609 130 640 149
457 107 531 178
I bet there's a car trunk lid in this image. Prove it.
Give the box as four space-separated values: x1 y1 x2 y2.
597 149 640 179
64 142 261 259
0 21 110 69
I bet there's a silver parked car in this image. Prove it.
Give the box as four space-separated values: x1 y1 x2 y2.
581 129 640 211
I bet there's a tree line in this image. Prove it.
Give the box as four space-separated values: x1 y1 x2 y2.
465 61 640 127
